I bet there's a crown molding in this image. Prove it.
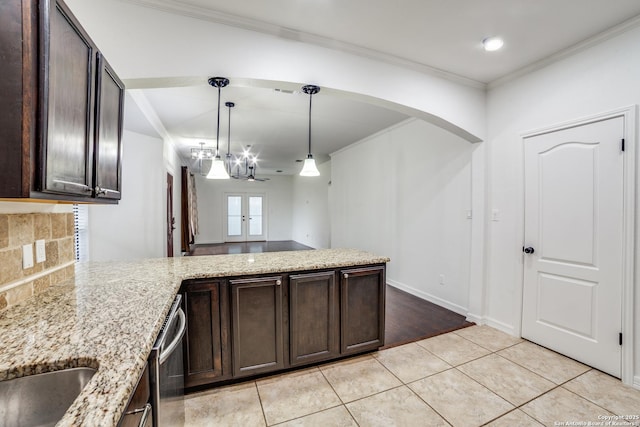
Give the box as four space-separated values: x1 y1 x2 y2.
488 13 640 90
118 0 486 90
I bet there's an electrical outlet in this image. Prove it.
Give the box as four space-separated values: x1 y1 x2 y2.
22 244 34 269
439 274 445 285
35 239 46 263
492 209 501 221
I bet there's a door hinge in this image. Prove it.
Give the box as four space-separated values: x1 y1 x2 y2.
619 332 623 346
621 138 625 152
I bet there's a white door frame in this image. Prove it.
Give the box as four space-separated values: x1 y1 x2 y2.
517 106 636 386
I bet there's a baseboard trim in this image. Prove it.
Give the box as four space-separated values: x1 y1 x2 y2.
633 376 640 391
386 279 468 317
465 313 485 325
484 317 517 336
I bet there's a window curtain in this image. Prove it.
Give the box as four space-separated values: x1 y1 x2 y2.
180 166 198 252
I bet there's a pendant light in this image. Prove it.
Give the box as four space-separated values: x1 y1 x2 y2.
299 85 320 177
206 77 230 179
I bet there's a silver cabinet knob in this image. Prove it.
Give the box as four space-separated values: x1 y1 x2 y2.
343 273 349 279
95 186 106 195
276 279 282 286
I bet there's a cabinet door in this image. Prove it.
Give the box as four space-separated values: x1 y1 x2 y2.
40 0 96 196
119 364 151 427
289 271 339 366
182 280 230 388
230 276 284 377
340 266 386 354
94 53 124 200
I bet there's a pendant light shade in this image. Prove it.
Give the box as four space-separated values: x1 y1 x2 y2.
300 85 320 177
300 158 319 176
207 157 229 179
206 77 230 179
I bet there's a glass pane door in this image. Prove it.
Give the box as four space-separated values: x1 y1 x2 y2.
225 193 266 242
227 196 242 237
248 196 263 237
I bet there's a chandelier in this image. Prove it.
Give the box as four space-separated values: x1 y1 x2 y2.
191 142 213 175
224 102 269 182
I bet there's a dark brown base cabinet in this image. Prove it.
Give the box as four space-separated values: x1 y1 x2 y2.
118 365 150 427
182 280 231 388
340 266 386 354
230 276 285 377
180 264 385 390
289 271 339 366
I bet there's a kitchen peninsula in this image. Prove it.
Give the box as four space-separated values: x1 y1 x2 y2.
0 248 388 426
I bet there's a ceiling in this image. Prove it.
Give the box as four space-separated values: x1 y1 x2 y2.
130 84 409 176
123 0 640 175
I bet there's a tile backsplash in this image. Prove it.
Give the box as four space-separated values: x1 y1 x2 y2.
0 213 75 310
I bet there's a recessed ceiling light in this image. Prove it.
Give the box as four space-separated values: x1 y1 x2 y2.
482 37 504 52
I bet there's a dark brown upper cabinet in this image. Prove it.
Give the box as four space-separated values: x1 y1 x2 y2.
0 0 124 203
94 54 124 200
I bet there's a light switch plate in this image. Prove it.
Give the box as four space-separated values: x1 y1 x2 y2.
23 244 34 269
35 239 46 263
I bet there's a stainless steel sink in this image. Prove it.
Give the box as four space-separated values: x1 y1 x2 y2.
0 367 97 427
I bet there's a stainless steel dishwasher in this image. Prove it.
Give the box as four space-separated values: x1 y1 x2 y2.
149 295 186 426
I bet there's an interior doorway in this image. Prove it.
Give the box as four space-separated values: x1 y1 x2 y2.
225 193 266 242
167 172 175 257
521 116 625 377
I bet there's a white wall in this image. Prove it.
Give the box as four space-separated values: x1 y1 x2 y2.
291 161 331 249
88 130 166 261
486 25 640 385
331 119 475 314
194 174 293 244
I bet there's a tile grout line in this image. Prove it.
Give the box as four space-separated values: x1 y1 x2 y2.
259 367 348 426
403 379 454 427
317 363 362 426
253 381 270 427
411 336 550 426
556 371 622 416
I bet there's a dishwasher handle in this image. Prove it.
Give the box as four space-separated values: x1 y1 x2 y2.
159 307 186 365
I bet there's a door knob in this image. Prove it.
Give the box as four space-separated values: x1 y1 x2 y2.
523 247 535 254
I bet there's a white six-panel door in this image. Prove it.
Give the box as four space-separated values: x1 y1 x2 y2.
522 116 624 377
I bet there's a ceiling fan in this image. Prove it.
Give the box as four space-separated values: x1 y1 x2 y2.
231 162 270 182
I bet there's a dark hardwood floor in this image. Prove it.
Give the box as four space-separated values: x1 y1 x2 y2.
188 240 313 256
188 241 473 347
383 285 474 348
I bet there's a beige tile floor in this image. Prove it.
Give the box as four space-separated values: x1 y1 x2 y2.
184 325 640 427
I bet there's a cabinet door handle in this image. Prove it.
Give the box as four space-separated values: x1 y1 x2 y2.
95 186 107 195
53 179 92 192
276 279 282 286
343 273 349 279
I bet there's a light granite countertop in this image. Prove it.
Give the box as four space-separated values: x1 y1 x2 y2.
0 248 389 426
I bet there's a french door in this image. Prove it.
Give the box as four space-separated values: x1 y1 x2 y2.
225 193 266 242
